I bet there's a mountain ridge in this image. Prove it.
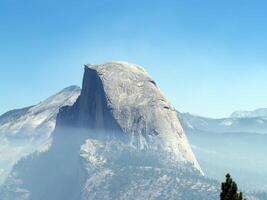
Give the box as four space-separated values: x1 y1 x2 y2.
179 112 267 134
231 108 267 118
0 61 216 200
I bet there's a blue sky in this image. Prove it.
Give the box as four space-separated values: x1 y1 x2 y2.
1 0 267 118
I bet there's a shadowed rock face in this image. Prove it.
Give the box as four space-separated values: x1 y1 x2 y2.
56 67 122 133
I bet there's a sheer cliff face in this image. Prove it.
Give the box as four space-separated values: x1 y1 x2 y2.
57 61 201 172
56 67 122 133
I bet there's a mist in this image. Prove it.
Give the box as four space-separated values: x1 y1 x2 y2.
187 131 267 192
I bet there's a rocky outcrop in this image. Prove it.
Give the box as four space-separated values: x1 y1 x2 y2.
56 61 201 172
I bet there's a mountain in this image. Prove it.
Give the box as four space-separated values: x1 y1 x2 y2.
0 61 220 200
53 61 201 170
231 108 267 118
0 85 80 138
179 112 267 134
0 86 80 184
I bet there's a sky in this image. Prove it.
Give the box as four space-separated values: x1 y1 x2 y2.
1 0 267 118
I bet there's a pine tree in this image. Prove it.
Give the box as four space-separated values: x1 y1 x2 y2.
220 173 246 200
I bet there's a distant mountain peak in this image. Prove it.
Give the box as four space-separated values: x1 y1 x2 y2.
230 108 267 118
61 85 80 91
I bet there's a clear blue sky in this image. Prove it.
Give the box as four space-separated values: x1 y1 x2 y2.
1 0 267 118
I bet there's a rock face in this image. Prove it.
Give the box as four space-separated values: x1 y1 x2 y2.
57 61 201 171
56 68 121 132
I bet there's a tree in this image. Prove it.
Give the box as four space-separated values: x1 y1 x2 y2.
220 173 246 200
